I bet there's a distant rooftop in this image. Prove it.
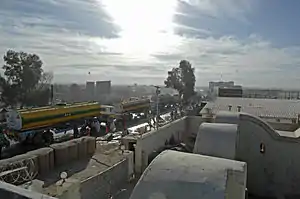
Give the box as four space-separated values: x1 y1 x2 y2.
201 97 300 119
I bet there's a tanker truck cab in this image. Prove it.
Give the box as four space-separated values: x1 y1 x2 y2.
6 109 22 131
100 105 116 115
99 105 118 121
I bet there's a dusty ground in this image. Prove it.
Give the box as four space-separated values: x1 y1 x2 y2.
40 142 127 197
112 177 139 199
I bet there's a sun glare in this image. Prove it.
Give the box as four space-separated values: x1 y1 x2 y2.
101 0 178 56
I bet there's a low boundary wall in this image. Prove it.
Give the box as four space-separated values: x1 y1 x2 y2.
0 137 96 185
80 152 133 199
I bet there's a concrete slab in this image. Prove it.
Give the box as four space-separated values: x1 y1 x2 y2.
193 123 238 159
0 180 56 199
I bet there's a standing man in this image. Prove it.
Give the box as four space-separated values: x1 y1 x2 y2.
73 123 79 138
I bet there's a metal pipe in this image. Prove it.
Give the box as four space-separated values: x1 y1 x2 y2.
154 86 160 130
156 94 159 130
50 84 54 105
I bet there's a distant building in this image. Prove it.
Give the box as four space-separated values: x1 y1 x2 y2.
218 86 243 98
69 83 82 102
209 81 234 93
243 88 300 99
86 81 95 101
208 81 243 100
95 81 111 100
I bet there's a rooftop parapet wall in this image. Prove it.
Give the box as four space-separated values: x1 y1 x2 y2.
195 111 300 198
237 113 300 197
134 116 203 174
135 117 185 174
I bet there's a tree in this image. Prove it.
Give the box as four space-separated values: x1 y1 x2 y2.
38 71 53 90
0 79 19 106
0 50 50 107
25 87 52 107
24 71 53 107
164 60 196 102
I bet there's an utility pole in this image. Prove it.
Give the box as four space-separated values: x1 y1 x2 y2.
154 86 161 130
50 84 54 105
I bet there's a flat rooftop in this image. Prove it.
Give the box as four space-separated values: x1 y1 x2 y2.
202 97 300 119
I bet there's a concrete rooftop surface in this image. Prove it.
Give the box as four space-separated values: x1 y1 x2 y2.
202 97 300 119
129 150 247 199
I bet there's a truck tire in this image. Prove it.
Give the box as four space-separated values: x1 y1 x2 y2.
43 130 54 146
33 132 45 147
21 136 31 145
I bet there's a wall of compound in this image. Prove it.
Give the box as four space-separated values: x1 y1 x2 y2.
80 152 133 199
196 111 300 198
135 118 186 173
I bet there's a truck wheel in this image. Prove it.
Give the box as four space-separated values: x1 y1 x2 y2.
33 132 45 147
21 136 31 145
43 131 54 146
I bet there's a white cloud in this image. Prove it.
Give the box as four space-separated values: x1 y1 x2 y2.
149 34 300 87
180 0 257 22
0 0 300 89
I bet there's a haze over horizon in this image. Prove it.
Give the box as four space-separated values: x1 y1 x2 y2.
1 0 300 89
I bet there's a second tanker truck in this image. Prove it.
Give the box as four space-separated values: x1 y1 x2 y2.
4 98 151 146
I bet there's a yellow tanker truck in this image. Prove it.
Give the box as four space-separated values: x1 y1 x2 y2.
7 102 102 131
5 102 106 145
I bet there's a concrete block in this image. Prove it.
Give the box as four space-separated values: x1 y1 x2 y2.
49 149 54 170
50 143 69 167
76 137 88 159
27 147 54 176
66 141 78 161
86 137 96 155
124 151 134 178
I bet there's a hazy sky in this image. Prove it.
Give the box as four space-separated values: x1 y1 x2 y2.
1 0 300 88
